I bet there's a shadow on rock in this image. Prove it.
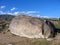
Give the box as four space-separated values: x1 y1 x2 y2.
56 28 60 33
45 20 57 38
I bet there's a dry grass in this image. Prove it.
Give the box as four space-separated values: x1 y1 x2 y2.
51 21 60 29
0 30 60 45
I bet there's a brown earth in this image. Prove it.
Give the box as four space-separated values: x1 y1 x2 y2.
0 30 60 45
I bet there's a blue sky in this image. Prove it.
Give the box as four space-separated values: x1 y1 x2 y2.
0 0 60 18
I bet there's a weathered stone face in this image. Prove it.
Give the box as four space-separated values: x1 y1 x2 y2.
9 15 52 39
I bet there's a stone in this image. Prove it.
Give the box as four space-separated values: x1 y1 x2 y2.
9 15 55 39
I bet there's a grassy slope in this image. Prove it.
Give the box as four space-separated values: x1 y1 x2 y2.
51 21 60 29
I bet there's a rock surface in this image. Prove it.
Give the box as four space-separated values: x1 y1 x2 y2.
9 15 53 39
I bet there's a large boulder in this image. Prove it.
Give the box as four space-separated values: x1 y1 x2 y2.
9 15 55 39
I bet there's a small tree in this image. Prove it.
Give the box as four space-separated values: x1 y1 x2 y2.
59 18 60 21
59 18 60 23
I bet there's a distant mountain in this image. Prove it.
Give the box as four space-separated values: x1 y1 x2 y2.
0 14 15 21
0 14 59 21
41 18 59 21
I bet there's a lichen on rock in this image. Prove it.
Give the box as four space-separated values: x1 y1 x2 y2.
9 15 55 39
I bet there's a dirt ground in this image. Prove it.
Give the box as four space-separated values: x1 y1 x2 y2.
0 30 60 45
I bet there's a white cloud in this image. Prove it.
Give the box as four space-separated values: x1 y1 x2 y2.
0 6 6 9
0 11 12 15
19 11 25 14
0 11 3 14
23 11 40 17
7 11 20 15
7 12 13 15
0 10 54 18
0 11 50 18
41 16 50 18
36 15 40 17
9 11 40 15
26 11 39 14
0 10 40 15
0 11 5 14
11 7 16 11
13 11 20 15
0 11 19 15
12 11 38 15
0 10 41 17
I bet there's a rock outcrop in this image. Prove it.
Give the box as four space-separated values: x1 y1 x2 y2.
9 15 55 39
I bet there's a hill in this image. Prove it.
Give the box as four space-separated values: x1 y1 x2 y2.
0 14 15 22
